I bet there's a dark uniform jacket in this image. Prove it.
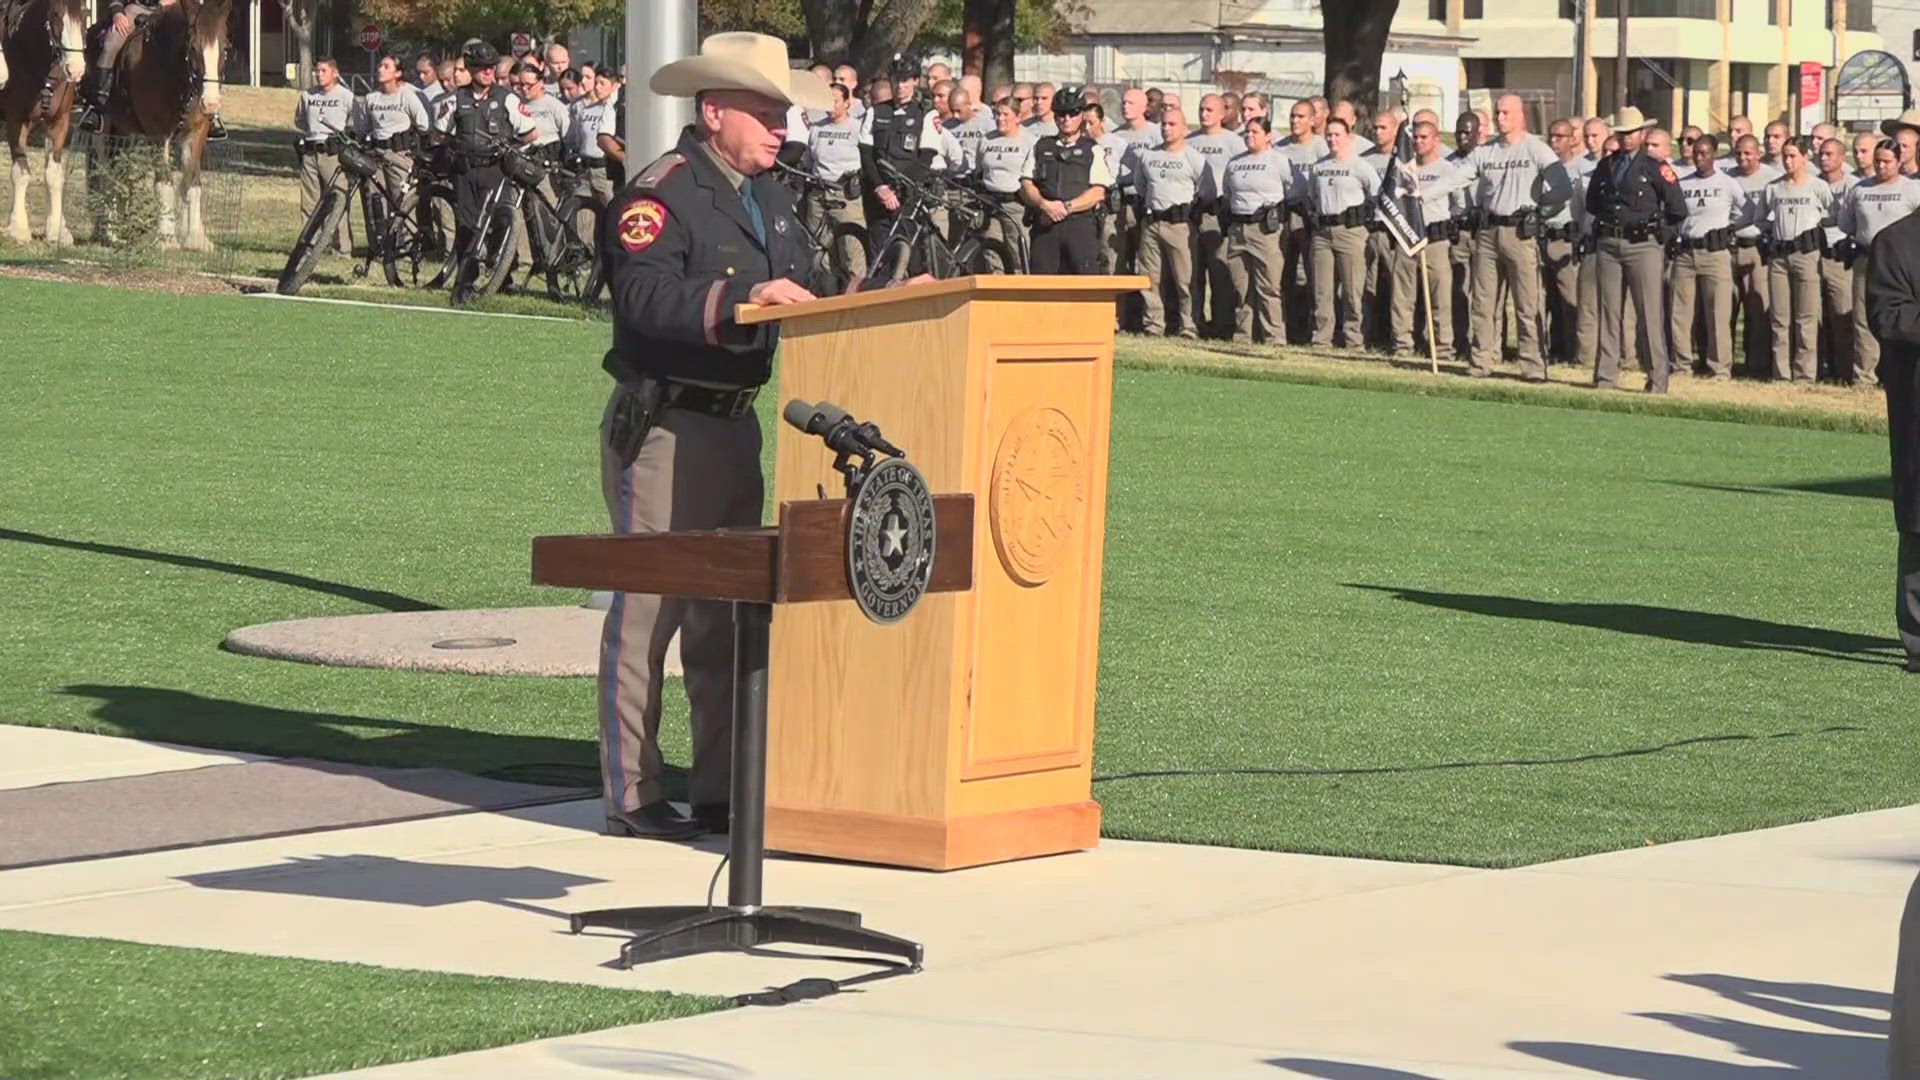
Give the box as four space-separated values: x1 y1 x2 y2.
1585 149 1687 233
448 85 515 160
602 126 807 388
860 99 936 189
1867 211 1920 532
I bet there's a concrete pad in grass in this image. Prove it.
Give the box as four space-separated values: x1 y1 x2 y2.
222 607 683 678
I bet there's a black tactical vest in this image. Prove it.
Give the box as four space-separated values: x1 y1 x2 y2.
451 86 514 155
1030 134 1097 201
869 99 932 175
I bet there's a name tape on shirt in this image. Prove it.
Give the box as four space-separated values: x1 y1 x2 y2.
618 198 667 252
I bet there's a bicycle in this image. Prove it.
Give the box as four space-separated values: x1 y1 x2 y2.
775 164 868 297
863 161 1020 287
447 139 604 307
277 132 458 296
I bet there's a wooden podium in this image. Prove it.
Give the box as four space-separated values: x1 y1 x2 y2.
738 274 1146 871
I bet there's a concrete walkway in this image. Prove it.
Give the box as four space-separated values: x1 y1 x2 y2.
0 727 1905 1077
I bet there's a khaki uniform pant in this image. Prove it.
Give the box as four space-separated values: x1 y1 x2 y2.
597 395 764 811
1767 249 1821 382
803 190 869 281
1595 235 1672 391
985 198 1029 271
1469 223 1545 376
1669 247 1734 377
1363 227 1394 348
1575 247 1641 370
1853 255 1882 384
1817 252 1853 380
1283 215 1312 344
299 149 352 255
1138 218 1194 336
1223 220 1284 342
1730 242 1771 375
1193 208 1228 337
1541 236 1581 362
1311 223 1367 348
1389 239 1451 356
515 173 558 270
1451 225 1479 358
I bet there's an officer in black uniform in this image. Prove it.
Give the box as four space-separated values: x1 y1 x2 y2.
1020 86 1115 274
859 53 939 243
593 32 829 839
437 41 515 271
1585 112 1688 392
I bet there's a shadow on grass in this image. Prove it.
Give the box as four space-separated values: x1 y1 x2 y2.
1270 973 1887 1078
1346 584 1901 666
54 684 647 791
0 527 440 613
1092 728 1862 785
1665 475 1892 500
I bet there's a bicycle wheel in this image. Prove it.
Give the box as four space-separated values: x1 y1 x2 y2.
451 200 518 306
867 235 914 287
276 186 349 296
544 197 600 303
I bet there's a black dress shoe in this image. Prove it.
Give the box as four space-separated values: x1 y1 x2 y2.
605 799 702 839
691 803 730 833
1904 657 1920 674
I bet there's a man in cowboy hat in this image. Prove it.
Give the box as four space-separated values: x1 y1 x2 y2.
595 32 829 840
1586 106 1686 391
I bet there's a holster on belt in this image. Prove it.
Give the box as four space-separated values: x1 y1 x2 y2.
607 380 665 470
1262 204 1282 234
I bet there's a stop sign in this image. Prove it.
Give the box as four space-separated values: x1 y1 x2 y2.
359 23 382 52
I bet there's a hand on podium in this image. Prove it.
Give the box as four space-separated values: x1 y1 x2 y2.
748 278 817 306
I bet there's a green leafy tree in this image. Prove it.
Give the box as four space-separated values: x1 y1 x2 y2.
360 0 621 50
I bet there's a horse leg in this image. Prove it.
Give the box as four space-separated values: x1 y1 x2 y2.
181 170 207 252
46 91 76 246
6 125 32 243
155 148 178 249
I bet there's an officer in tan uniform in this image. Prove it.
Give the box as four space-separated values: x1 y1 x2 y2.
596 33 828 839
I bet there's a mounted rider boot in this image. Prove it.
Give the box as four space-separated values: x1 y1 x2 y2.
77 68 113 132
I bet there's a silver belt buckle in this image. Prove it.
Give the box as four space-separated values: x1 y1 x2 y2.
721 387 757 418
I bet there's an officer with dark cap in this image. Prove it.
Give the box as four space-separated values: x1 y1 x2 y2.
595 32 830 839
860 51 942 240
1585 107 1687 392
1019 85 1114 273
436 40 516 287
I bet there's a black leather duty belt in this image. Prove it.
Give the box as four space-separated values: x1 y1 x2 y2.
661 381 759 419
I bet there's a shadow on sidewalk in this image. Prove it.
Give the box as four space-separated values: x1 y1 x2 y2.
56 683 640 790
178 853 604 910
1346 584 1901 666
1269 973 1887 1078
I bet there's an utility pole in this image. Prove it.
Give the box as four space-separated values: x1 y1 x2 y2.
1573 0 1590 117
1615 0 1629 112
625 0 698 163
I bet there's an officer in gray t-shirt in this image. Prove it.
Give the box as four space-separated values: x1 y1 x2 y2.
1840 144 1920 381
356 55 433 226
1452 96 1567 378
1132 108 1212 337
506 64 571 278
801 83 869 286
1221 118 1292 342
977 102 1039 268
1185 94 1248 337
295 57 357 256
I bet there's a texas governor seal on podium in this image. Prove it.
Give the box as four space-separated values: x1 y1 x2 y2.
593 32 831 842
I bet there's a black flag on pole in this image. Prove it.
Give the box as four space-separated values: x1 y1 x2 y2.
1374 117 1427 257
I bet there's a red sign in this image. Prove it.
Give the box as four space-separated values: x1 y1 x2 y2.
359 23 382 52
1800 61 1823 109
510 32 533 58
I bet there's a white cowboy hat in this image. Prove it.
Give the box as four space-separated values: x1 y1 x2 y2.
1604 106 1656 131
1882 108 1920 136
649 32 833 111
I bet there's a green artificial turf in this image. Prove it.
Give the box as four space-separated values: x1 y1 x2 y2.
3 276 1914 867
0 929 722 1080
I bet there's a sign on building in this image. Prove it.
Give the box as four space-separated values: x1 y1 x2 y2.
1834 49 1911 127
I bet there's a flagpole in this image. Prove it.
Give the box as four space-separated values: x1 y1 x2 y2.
1421 253 1438 375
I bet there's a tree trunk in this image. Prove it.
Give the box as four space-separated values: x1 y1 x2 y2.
962 0 984 77
800 0 857 63
978 0 1014 93
849 0 938 76
1322 0 1399 120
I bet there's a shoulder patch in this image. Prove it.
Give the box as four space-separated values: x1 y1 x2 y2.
616 197 668 253
634 151 686 190
1659 163 1678 184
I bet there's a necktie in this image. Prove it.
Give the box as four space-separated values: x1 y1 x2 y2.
1615 153 1631 189
739 179 766 246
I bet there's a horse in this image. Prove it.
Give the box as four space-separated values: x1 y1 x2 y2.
0 0 88 245
99 0 228 250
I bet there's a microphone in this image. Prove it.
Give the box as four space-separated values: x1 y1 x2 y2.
782 399 905 459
